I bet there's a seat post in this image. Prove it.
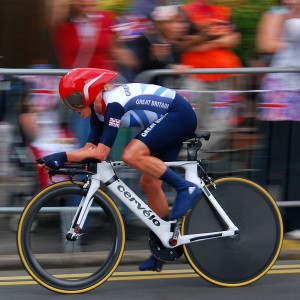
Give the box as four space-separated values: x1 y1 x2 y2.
187 142 202 161
186 132 211 161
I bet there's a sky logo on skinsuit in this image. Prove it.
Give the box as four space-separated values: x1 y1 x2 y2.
109 117 120 128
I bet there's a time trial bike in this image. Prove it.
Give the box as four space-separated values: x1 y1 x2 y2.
17 132 283 294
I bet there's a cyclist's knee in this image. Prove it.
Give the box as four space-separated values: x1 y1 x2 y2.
122 148 147 167
121 149 135 166
122 140 150 166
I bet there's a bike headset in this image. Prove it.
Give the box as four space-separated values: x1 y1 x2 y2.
59 67 118 111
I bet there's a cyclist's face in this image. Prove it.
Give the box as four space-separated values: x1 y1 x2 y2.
76 105 92 118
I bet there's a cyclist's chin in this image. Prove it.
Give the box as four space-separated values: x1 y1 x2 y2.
79 107 92 118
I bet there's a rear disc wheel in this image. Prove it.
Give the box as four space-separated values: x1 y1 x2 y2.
182 177 283 286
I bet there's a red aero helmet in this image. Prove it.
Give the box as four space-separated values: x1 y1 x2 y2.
59 68 118 110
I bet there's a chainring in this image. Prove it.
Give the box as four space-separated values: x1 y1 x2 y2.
148 230 184 262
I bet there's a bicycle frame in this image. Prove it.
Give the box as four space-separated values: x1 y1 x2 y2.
67 161 239 248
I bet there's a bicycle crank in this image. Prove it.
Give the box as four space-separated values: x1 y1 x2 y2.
148 231 183 262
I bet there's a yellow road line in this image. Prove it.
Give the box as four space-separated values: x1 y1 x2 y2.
109 274 198 281
0 281 37 286
268 269 300 274
1 265 300 286
114 269 195 276
272 264 300 269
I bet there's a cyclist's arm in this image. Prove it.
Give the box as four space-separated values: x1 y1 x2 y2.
87 113 104 145
99 102 125 148
67 103 126 162
66 143 110 162
66 114 105 162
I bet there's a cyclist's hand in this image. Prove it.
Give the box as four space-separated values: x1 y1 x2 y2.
37 152 67 170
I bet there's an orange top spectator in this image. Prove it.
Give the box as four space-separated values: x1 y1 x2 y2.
181 0 241 81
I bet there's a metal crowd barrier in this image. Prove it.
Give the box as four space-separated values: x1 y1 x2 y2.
1 66 300 78
1 202 299 214
1 67 300 214
134 66 300 82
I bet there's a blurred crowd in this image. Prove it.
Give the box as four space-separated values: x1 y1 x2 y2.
1 0 300 238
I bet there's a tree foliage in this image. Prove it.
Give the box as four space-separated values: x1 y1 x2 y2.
215 0 277 64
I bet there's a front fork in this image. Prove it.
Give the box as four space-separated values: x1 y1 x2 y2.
66 177 100 241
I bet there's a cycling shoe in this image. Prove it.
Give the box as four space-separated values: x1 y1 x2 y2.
170 184 200 220
139 255 164 272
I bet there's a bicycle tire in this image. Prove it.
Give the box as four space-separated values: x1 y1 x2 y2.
182 177 283 287
17 181 125 294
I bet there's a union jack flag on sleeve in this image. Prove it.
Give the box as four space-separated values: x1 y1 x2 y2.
109 117 121 128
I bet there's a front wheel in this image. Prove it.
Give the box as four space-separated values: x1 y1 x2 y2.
17 181 125 294
182 177 283 287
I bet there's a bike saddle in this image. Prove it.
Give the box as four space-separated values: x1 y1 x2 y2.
193 131 211 141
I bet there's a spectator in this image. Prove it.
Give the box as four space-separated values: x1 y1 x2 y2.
0 74 36 232
248 1 288 102
46 0 122 147
256 0 290 67
46 0 116 70
179 0 243 157
255 0 300 239
128 0 179 18
46 0 140 224
0 74 30 177
19 66 78 189
126 5 190 83
117 4 208 84
129 0 157 17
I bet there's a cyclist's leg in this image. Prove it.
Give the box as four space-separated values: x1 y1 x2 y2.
139 212 171 272
122 97 199 220
139 142 185 218
139 255 164 271
124 96 200 272
138 163 171 271
123 139 200 220
138 146 184 271
139 174 169 218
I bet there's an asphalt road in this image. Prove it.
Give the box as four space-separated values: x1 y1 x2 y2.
0 261 300 300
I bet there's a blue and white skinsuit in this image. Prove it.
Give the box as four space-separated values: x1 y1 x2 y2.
87 83 197 161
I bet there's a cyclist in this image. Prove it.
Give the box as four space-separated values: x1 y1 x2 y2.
38 68 200 271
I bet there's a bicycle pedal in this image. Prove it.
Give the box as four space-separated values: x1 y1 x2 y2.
154 260 164 272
